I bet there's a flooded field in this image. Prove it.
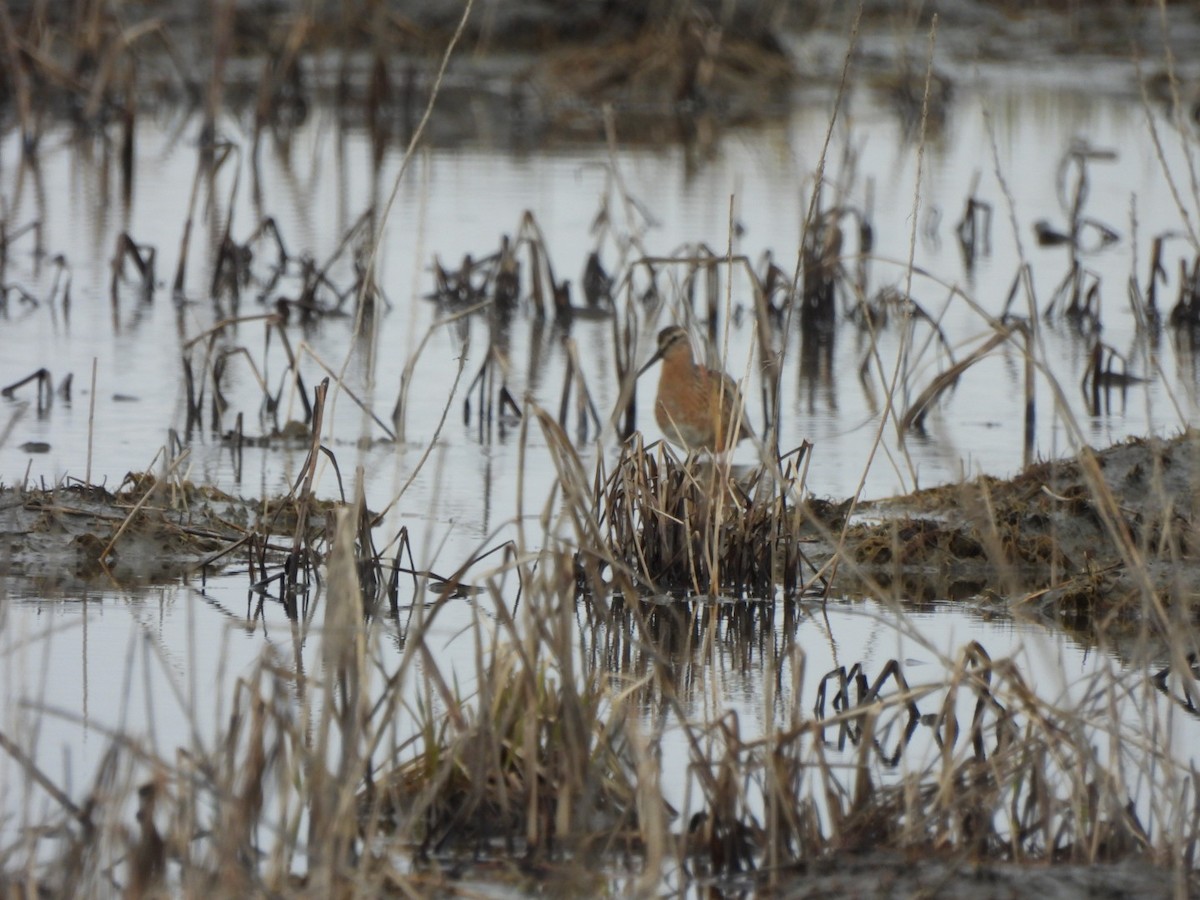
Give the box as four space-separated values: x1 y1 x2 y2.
2 1 1200 895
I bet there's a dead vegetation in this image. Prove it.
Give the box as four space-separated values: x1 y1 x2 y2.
582 437 820 600
5 319 1199 895
3 497 1198 895
3 1 1200 896
0 463 337 589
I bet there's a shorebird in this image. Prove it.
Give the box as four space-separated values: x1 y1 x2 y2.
636 325 753 453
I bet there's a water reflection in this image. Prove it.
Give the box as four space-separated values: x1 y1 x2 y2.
2 88 1195 508
3 562 1198 892
8 577 1184 784
575 591 1198 861
2 61 1200 886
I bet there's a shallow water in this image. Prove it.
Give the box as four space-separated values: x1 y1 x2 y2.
2 58 1200 874
2 77 1197 509
2 576 1192 875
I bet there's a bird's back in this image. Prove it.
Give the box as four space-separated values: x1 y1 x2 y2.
655 357 751 452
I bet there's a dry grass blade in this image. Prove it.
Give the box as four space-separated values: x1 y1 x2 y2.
899 324 1019 434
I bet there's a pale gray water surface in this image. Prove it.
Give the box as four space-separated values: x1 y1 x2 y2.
1 77 1197 508
2 580 1193 879
2 65 1200 867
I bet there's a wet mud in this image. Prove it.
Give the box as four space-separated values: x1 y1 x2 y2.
0 472 332 589
4 430 1196 623
827 430 1200 619
780 851 1190 900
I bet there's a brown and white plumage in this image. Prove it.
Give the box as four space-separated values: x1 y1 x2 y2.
636 325 753 452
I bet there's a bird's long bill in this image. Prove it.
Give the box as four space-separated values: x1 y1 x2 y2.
635 348 665 379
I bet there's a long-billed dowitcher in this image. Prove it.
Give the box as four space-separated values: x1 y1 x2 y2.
636 325 753 452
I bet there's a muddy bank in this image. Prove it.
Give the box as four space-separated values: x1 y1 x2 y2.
5 1 1197 146
780 851 1193 899
0 473 330 590
4 430 1198 619
102 0 1200 68
810 430 1200 621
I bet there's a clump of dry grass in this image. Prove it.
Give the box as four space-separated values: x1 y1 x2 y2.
588 437 815 599
365 641 648 861
536 10 794 112
755 642 1173 871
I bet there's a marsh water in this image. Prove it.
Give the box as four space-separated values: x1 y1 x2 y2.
2 48 1200 881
